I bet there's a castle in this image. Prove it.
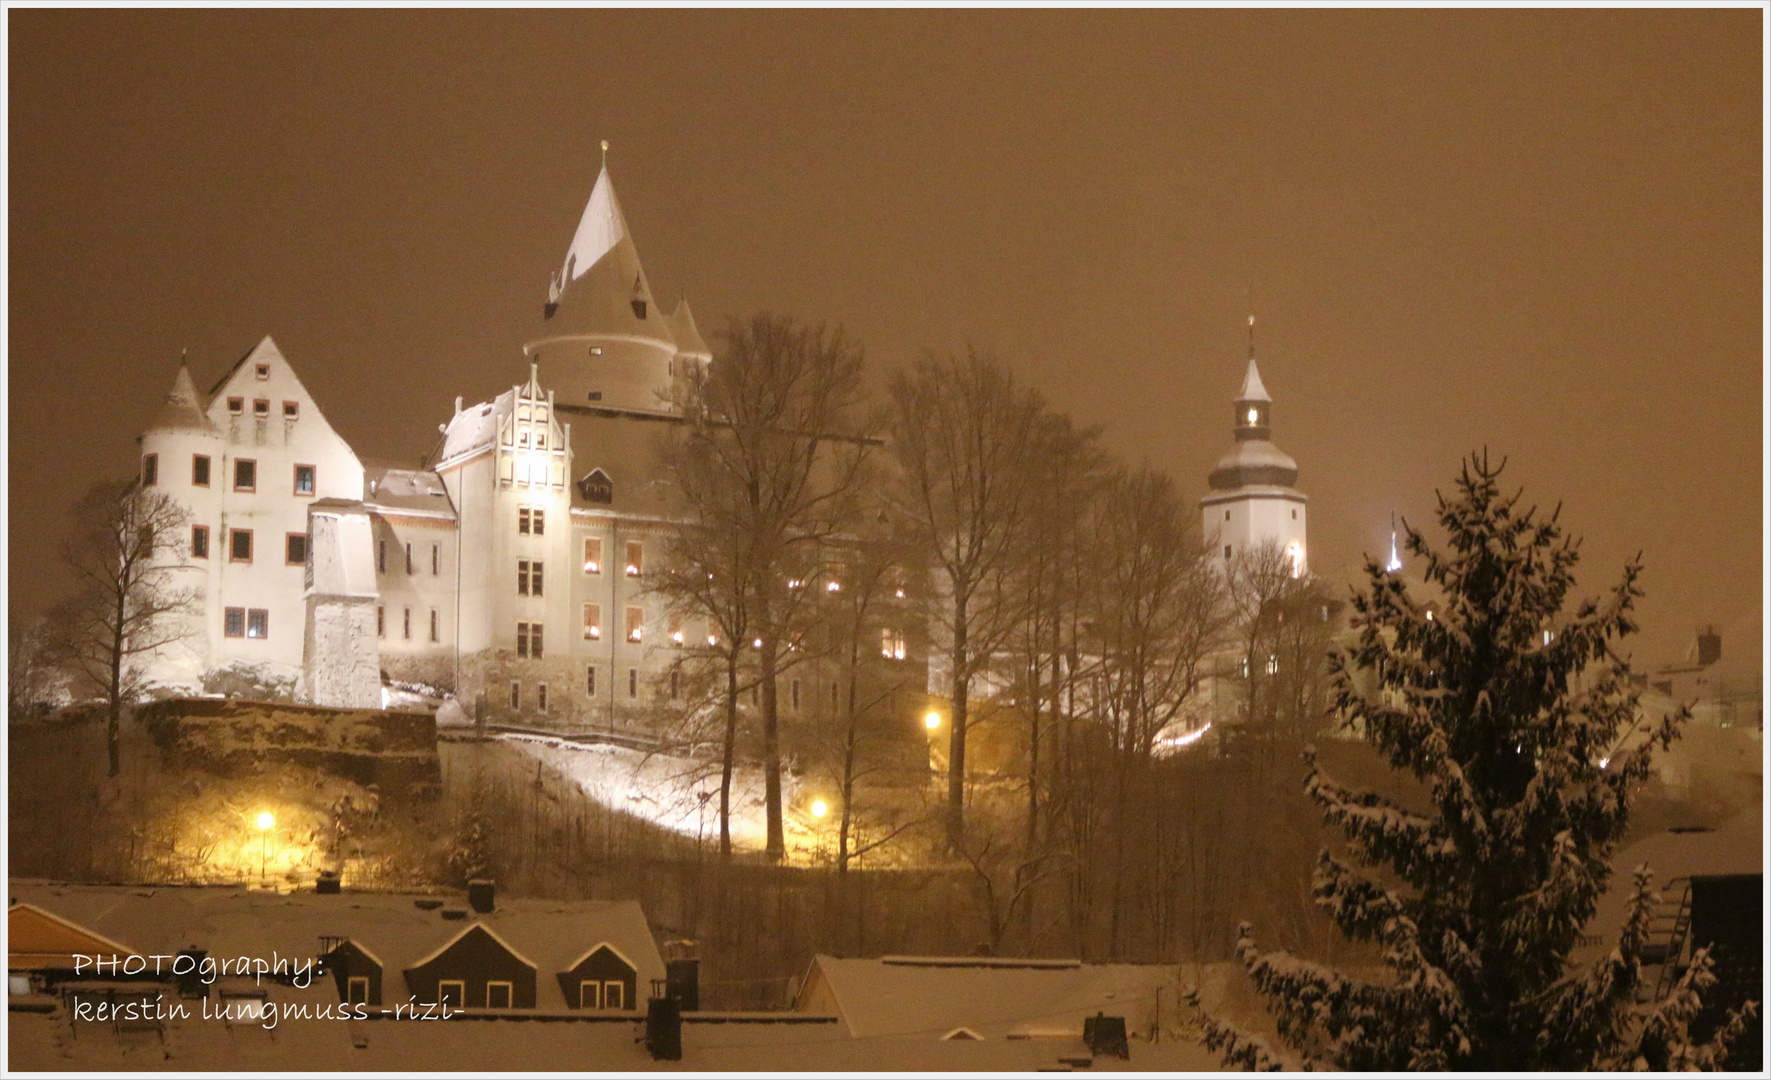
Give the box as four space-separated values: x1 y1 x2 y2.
133 163 1307 732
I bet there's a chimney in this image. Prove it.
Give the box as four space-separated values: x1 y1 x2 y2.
665 958 699 1012
645 995 683 1060
467 879 495 914
1697 626 1721 667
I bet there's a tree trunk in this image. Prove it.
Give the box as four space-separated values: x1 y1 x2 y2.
760 637 784 860
719 653 739 860
945 598 969 842
107 598 126 778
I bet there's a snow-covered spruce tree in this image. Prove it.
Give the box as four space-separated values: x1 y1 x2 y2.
1190 453 1756 1071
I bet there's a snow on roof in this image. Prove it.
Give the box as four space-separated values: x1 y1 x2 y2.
362 463 455 516
1580 811 1763 954
144 362 218 436
1236 357 1271 403
436 393 505 467
542 166 675 347
556 164 628 292
1207 437 1300 491
800 954 1181 1040
667 297 713 360
6 882 664 1009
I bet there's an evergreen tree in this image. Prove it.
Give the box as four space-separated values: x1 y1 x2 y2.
1191 453 1756 1070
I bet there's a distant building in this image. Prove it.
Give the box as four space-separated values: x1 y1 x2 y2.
1200 324 1307 576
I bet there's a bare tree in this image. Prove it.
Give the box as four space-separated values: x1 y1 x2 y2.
8 612 66 717
888 348 1047 841
657 313 870 859
51 480 199 777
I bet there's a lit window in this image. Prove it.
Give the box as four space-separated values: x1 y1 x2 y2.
625 541 643 576
294 464 316 496
247 609 268 639
192 455 210 487
285 533 308 566
254 399 270 418
403 607 411 640
191 525 209 560
881 628 905 660
583 537 602 574
227 397 244 414
234 459 257 492
255 363 270 380
669 615 683 645
1246 407 1259 425
141 454 158 486
583 603 601 640
224 607 245 638
430 609 439 643
537 683 549 712
626 606 643 643
283 400 299 419
230 529 253 563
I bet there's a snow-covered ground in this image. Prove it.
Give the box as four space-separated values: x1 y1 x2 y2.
500 735 816 855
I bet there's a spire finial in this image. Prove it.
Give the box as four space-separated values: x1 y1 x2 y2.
1247 313 1255 361
600 139 609 169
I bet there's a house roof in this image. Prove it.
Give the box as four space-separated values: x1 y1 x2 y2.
6 882 664 1010
362 463 456 517
1236 357 1271 403
798 954 1183 1040
543 165 674 349
437 393 505 468
7 902 141 969
1579 811 1764 956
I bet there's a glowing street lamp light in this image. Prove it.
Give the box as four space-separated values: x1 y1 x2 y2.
924 711 942 731
810 799 829 819
256 812 274 831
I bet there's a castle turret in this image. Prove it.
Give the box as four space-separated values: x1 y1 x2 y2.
1201 320 1308 575
527 153 710 414
138 358 223 691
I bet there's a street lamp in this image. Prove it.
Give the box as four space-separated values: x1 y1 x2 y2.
256 812 273 881
810 799 828 819
924 711 942 731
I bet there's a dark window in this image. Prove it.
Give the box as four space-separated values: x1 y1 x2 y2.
253 398 270 418
255 363 270 380
532 623 544 659
225 607 245 638
670 670 680 699
532 561 543 596
487 982 512 1009
378 540 386 573
283 400 299 419
519 507 546 536
586 665 597 698
377 606 385 638
191 525 209 560
247 609 268 639
294 464 315 496
227 396 244 414
430 610 439 643
142 454 158 486
403 607 411 640
230 529 253 562
234 459 256 492
791 679 801 710
431 544 440 576
438 981 464 1009
628 668 638 699
347 977 368 1005
532 508 545 536
192 455 211 487
285 533 307 566
1224 545 1232 560
509 682 520 710
404 543 412 575
518 560 530 596
517 621 544 659
519 508 530 535
537 684 548 713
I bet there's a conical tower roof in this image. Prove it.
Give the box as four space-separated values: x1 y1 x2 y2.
667 298 712 360
542 164 674 347
1237 357 1271 403
145 360 217 435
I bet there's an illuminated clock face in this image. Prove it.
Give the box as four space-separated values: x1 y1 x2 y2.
1246 407 1259 425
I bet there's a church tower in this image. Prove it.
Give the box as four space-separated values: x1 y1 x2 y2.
1201 319 1308 576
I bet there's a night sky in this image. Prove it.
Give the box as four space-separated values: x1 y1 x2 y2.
8 10 1762 667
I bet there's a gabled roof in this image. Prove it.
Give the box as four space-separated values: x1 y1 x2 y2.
563 939 640 974
436 394 504 468
1236 357 1271 403
7 902 141 969
145 362 218 436
208 335 281 397
404 920 538 972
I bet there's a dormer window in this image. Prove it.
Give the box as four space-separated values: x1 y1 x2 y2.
631 300 647 319
577 469 613 504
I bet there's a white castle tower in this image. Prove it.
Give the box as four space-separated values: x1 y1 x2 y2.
1201 318 1308 576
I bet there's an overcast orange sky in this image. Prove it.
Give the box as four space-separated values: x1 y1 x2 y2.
8 9 1763 667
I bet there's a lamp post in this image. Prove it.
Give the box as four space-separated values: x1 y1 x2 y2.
256 812 273 882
